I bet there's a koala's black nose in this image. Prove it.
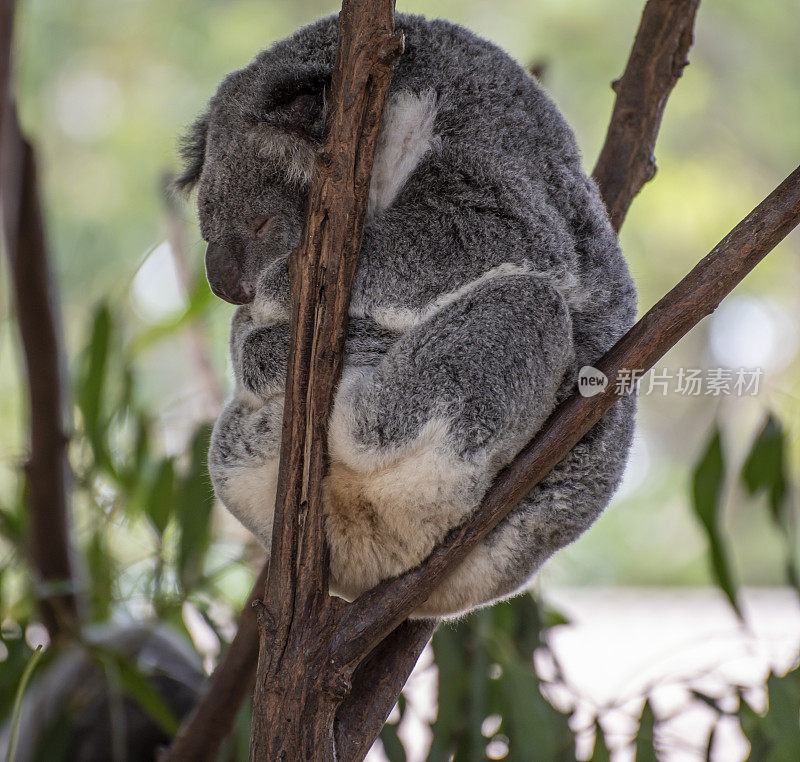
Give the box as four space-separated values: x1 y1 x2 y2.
205 242 254 305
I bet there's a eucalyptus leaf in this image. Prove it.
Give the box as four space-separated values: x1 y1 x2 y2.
590 722 610 762
96 649 180 737
691 428 742 618
634 700 657 762
176 424 216 593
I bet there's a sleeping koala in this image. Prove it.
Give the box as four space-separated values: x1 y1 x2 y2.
178 13 637 619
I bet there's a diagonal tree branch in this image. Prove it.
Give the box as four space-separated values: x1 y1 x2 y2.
593 0 700 231
335 618 436 762
1 0 81 642
334 164 800 665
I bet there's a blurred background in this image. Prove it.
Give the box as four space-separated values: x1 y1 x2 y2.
0 0 798 760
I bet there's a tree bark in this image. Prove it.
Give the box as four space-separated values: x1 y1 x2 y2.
335 619 436 762
248 0 403 758
1 0 81 642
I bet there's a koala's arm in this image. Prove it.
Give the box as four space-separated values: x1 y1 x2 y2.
208 276 397 547
324 272 574 603
207 310 289 546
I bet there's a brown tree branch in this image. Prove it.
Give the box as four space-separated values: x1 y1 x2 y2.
1 0 81 642
592 0 700 231
335 164 800 665
162 1 705 755
335 619 436 762
248 1 402 758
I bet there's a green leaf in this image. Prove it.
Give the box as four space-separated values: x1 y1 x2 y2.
429 624 470 762
692 430 725 534
740 665 800 761
77 304 111 433
740 414 798 593
131 277 214 353
76 304 113 469
742 414 788 523
634 700 657 762
86 530 115 621
5 645 45 762
590 722 610 762
380 720 407 762
0 500 24 546
176 424 216 593
97 649 180 737
487 599 573 761
145 457 177 534
691 429 741 618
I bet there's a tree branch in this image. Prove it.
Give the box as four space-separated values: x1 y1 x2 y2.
1 0 81 641
592 0 700 231
335 619 436 762
248 1 402 757
335 164 800 665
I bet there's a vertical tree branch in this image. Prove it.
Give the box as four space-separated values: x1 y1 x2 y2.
248 1 402 758
592 0 700 231
1 0 81 641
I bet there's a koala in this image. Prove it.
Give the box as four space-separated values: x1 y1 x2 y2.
178 13 637 619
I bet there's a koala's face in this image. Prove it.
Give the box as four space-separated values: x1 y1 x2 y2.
178 64 330 304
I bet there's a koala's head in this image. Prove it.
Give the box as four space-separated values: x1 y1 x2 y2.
177 21 337 304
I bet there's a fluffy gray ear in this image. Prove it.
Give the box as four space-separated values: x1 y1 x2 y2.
174 113 209 194
261 71 330 143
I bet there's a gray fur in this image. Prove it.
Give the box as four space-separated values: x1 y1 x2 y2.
184 14 637 619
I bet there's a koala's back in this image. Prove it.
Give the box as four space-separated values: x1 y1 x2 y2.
271 15 636 358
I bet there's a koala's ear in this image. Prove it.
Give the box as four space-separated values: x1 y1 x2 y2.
174 113 209 194
264 71 330 142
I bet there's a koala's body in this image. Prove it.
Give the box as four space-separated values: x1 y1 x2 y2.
181 14 637 619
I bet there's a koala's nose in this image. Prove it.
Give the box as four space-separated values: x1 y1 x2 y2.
205 242 255 305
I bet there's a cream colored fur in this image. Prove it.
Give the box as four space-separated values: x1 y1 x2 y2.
324 370 489 611
222 457 280 547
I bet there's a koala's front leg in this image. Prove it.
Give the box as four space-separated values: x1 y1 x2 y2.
324 273 574 601
208 396 284 546
209 280 291 547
